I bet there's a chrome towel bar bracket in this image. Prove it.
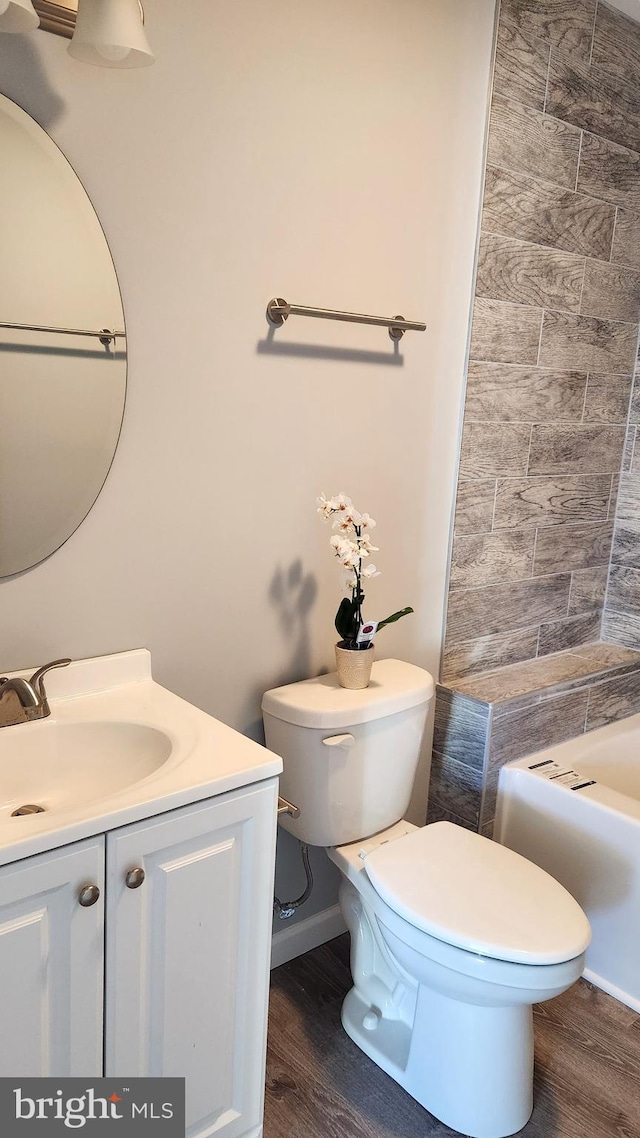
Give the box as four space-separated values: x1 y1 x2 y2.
266 297 426 341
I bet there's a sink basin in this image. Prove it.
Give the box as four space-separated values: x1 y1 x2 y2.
0 721 173 816
0 649 281 865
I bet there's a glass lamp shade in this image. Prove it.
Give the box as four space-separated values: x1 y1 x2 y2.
0 0 39 33
68 0 154 68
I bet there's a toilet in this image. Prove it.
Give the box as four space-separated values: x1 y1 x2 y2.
262 659 591 1138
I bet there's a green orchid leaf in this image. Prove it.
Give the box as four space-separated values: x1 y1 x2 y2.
377 606 414 631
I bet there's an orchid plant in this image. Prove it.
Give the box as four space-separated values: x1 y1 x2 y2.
317 493 413 649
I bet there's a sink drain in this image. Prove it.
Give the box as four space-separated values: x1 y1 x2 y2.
11 804 46 817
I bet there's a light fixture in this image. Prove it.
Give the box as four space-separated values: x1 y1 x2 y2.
68 0 153 68
0 0 40 33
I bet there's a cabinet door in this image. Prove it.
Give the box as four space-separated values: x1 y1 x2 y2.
105 780 278 1138
0 837 104 1077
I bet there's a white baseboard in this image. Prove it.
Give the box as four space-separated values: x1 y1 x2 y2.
270 903 347 969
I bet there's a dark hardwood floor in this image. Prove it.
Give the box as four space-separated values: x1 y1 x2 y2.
265 935 640 1138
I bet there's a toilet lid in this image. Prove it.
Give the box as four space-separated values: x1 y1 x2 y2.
363 822 591 965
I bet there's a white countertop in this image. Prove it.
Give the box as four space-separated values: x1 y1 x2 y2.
0 649 282 866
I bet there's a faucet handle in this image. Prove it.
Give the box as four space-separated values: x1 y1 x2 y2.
28 658 71 698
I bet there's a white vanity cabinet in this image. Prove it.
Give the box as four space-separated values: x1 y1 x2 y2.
105 781 277 1138
0 836 104 1078
0 778 278 1138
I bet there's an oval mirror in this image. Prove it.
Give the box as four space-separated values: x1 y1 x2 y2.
0 94 126 578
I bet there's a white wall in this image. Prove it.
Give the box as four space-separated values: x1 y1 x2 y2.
0 0 495 937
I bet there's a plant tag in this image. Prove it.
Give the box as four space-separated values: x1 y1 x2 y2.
357 620 378 645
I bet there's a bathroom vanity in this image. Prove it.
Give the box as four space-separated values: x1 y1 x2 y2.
0 650 281 1138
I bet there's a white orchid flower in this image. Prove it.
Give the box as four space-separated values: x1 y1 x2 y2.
358 536 379 555
317 495 330 518
330 535 360 567
318 492 413 648
342 550 361 569
333 512 362 532
329 534 349 554
317 493 337 519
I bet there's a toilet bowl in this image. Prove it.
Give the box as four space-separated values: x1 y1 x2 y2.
330 820 589 1138
262 660 592 1138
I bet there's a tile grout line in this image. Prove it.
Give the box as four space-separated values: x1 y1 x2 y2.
568 569 576 616
580 374 590 423
494 92 550 117
450 570 574 598
523 427 532 480
607 472 619 522
489 479 499 534
480 219 638 278
446 661 640 704
578 251 588 318
583 685 591 732
574 130 584 194
456 519 613 540
447 645 640 688
479 224 591 273
588 2 598 69
486 152 625 213
609 207 619 263
466 355 633 377
480 227 582 258
465 418 628 427
542 41 552 117
535 308 545 368
624 427 633 477
531 526 540 578
602 465 625 639
470 466 625 480
475 289 638 328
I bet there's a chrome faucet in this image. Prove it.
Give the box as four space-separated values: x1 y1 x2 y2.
0 659 71 727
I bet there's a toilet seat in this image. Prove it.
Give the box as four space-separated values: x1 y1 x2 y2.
363 821 591 966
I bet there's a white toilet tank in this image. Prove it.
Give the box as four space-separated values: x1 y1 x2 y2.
262 659 434 846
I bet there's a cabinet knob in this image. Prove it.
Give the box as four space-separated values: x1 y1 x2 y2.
125 867 145 889
78 884 100 907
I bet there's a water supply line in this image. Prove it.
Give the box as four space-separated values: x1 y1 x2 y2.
274 795 313 920
273 840 313 920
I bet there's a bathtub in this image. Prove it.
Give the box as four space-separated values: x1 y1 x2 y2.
495 714 640 1013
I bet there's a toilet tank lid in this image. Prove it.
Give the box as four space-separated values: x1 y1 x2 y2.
261 659 434 729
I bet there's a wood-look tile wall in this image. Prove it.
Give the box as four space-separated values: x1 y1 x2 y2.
429 642 640 835
442 0 640 681
602 343 640 645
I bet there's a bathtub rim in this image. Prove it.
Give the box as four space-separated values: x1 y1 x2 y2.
495 711 640 828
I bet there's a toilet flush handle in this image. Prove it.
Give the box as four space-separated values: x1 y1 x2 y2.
322 733 355 747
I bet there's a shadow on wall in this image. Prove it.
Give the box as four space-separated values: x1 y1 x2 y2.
0 36 65 130
0 344 126 360
242 560 318 742
256 323 404 367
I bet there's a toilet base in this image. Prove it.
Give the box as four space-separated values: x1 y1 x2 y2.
337 874 535 1138
341 986 412 1074
341 982 533 1138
